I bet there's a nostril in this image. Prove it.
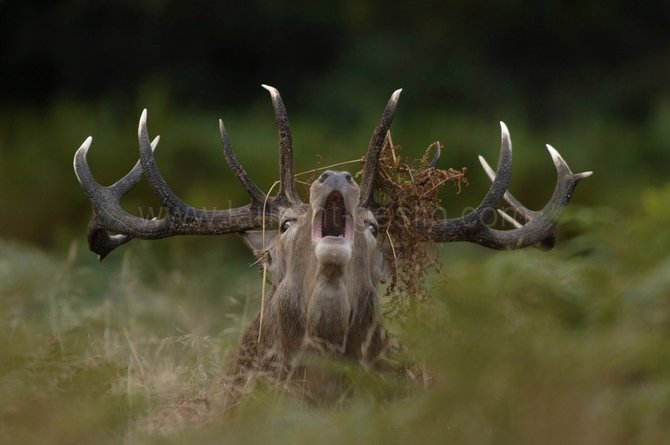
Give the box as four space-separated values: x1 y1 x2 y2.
319 172 331 183
345 174 352 183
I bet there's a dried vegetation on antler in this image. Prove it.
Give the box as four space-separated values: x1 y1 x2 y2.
372 136 468 318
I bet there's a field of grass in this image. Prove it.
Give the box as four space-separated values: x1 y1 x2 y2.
1 184 669 444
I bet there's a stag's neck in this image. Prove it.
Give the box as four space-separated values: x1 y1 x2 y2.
305 264 350 350
316 263 347 285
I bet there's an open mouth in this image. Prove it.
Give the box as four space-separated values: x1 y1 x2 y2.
312 191 353 243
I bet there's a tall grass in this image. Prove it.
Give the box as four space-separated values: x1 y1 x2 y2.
1 185 669 444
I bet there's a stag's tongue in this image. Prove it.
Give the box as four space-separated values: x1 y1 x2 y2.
322 191 346 237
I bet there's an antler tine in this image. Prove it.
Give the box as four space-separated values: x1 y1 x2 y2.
429 142 442 168
110 135 160 194
360 89 402 209
417 123 592 250
138 109 192 215
219 119 267 206
261 84 301 206
543 143 593 211
73 137 102 198
478 151 536 224
475 121 513 213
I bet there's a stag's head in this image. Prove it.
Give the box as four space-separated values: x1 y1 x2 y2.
73 85 592 365
252 169 386 278
246 170 362 275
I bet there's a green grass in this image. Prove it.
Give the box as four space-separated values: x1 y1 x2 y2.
1 186 670 444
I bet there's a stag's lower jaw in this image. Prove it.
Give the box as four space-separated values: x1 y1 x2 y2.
312 215 354 265
312 193 354 266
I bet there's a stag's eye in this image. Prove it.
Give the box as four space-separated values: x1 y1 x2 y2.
280 219 295 233
368 223 379 238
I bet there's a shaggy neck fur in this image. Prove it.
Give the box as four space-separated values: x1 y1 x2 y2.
306 262 350 352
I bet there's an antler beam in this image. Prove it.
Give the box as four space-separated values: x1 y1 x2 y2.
417 122 592 249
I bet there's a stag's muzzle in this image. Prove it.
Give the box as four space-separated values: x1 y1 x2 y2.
310 171 359 265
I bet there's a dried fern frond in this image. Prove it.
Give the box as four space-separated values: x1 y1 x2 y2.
373 135 468 320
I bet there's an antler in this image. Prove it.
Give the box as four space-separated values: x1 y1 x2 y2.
261 84 301 207
359 89 402 209
74 85 300 260
416 122 592 249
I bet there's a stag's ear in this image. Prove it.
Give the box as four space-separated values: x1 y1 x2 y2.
240 230 285 282
239 230 277 256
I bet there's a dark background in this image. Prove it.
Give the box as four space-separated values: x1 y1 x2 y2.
1 0 669 248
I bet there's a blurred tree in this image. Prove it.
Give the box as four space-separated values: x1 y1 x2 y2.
0 0 346 108
1 0 668 119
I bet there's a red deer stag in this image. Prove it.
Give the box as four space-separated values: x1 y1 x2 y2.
73 85 592 399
